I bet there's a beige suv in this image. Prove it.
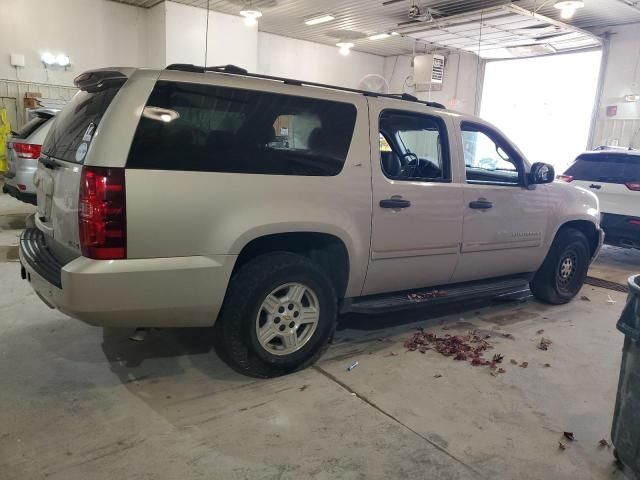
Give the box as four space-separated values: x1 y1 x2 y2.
20 65 603 377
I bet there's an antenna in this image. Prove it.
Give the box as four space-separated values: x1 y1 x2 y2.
204 0 211 66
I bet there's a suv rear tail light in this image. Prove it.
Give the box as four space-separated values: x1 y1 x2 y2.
13 142 42 159
625 182 640 191
557 175 573 183
79 166 126 260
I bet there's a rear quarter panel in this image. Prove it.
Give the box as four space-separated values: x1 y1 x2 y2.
126 73 372 297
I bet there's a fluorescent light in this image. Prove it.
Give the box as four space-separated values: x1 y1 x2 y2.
369 33 391 41
304 14 335 26
624 94 640 102
336 42 354 56
391 32 400 36
240 9 262 27
554 0 584 19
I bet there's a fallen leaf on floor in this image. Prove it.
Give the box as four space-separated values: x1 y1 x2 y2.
502 333 515 340
510 359 518 365
434 374 443 378
544 363 552 368
520 362 529 368
299 385 310 392
404 329 494 371
384 351 398 357
492 353 504 364
536 329 545 335
490 371 497 377
580 295 591 302
442 326 450 330
538 338 553 351
564 432 576 441
599 439 611 448
498 368 506 374
559 442 567 450
377 337 389 342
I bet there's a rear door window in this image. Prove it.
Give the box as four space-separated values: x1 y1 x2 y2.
565 154 640 183
42 85 123 163
126 81 358 176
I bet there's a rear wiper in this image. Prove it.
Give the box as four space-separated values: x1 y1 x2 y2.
39 157 61 170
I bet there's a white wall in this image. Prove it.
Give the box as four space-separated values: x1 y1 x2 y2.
383 51 483 115
591 23 640 148
146 2 167 69
0 0 148 86
258 33 385 89
164 1 258 72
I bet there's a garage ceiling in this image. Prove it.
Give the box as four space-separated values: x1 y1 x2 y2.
108 0 640 56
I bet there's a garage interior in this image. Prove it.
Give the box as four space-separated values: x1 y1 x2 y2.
1 0 640 479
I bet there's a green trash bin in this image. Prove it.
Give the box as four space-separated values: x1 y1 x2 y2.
612 274 640 477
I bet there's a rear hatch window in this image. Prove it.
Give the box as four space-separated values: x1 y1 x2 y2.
12 115 50 139
42 85 122 163
565 153 640 183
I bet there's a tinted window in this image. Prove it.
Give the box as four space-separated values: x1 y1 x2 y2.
379 110 449 181
565 153 640 183
127 81 358 176
462 122 521 186
43 85 123 163
13 116 48 139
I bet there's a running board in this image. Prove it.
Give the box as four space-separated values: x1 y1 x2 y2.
341 276 531 315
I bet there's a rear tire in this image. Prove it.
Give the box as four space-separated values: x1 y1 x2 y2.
530 228 590 305
214 252 337 378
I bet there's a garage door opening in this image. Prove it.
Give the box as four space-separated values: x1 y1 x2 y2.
480 50 602 173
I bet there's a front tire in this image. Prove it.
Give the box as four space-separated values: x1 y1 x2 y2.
214 252 337 378
530 228 590 305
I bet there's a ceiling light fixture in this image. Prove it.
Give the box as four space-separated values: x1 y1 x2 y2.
41 52 71 68
304 14 335 26
336 42 354 56
369 33 391 41
554 0 585 19
391 32 400 36
240 9 262 27
624 94 640 102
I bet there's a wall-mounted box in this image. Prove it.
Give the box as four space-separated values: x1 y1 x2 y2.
10 54 25 68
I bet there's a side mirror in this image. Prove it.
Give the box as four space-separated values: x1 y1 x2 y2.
530 162 555 184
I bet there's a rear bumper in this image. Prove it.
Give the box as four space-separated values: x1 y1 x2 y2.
2 183 37 205
601 213 640 249
19 228 237 328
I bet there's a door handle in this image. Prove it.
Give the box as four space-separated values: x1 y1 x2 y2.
380 197 411 209
589 184 602 190
469 199 493 210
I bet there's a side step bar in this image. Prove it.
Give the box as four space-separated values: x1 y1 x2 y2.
341 276 532 315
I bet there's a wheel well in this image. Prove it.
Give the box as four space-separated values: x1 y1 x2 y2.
233 233 350 298
558 220 599 257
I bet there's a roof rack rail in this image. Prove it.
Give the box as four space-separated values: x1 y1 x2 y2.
165 64 446 109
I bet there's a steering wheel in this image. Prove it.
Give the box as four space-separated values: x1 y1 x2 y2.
400 152 419 178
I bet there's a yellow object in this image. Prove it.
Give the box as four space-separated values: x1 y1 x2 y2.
0 109 11 173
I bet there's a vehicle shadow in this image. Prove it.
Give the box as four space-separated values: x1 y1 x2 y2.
100 293 529 382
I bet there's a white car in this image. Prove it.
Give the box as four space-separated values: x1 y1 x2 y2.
559 149 640 249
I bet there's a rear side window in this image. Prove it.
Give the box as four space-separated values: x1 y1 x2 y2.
42 85 123 163
127 81 358 176
565 154 640 183
13 116 49 139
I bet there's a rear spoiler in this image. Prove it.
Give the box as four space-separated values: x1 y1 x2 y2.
73 69 128 93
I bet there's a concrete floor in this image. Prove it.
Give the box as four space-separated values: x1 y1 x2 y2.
0 190 638 480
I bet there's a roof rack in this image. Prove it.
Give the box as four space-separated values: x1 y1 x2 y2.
165 64 446 109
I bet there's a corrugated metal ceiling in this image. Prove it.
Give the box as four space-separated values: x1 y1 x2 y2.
107 0 640 56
